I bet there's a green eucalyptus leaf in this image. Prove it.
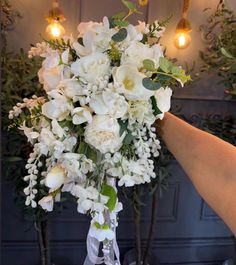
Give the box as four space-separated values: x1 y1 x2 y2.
159 57 172 73
112 28 128 42
113 19 129 27
101 184 117 212
142 78 162 90
112 11 126 20
143 59 155 71
122 0 137 11
171 66 182 75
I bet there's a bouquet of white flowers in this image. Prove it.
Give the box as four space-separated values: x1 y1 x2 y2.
9 1 190 264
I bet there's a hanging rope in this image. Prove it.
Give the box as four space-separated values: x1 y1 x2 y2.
182 0 190 18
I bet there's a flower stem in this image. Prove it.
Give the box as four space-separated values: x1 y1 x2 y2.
134 186 142 265
143 188 158 265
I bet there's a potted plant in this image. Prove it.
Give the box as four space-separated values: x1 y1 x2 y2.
199 0 236 98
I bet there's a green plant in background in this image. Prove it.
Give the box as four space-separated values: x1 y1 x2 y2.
122 142 171 265
199 0 236 98
1 1 52 265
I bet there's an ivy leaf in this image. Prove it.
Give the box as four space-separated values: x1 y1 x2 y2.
143 59 155 71
142 78 162 90
112 28 128 42
151 96 162 116
101 184 117 212
159 57 172 73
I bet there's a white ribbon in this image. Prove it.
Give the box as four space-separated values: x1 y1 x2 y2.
83 177 121 265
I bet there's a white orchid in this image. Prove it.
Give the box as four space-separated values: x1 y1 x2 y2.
72 106 92 125
38 195 54 211
42 93 73 121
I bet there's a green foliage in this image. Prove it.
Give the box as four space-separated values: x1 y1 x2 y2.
150 96 162 116
143 59 155 71
109 0 141 29
78 141 97 163
112 28 128 42
101 184 117 212
142 57 191 90
199 2 236 98
142 78 162 91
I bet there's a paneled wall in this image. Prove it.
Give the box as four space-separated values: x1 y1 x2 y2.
2 0 236 264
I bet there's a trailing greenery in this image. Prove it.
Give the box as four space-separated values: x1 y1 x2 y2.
199 1 236 98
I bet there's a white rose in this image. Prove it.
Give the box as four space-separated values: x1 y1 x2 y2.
113 64 153 100
154 87 172 119
45 165 66 190
89 91 128 118
84 115 125 154
38 195 54 211
121 41 163 69
72 106 92 125
71 52 110 83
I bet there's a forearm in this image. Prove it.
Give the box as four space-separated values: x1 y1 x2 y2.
156 112 236 235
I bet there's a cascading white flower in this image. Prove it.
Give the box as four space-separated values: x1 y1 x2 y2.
113 64 153 100
71 52 110 83
89 90 128 118
9 12 190 265
126 100 155 125
84 115 125 154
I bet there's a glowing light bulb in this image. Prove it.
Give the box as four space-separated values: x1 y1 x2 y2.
174 32 191 49
138 0 149 6
46 20 65 39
